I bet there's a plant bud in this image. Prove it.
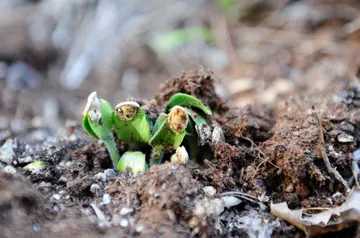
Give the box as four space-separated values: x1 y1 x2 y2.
170 146 189 164
168 106 189 133
115 101 140 121
83 91 101 122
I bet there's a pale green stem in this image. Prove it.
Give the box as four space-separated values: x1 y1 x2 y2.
104 138 120 168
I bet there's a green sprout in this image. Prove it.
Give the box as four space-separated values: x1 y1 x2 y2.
117 151 147 174
149 106 189 164
23 160 45 173
82 91 214 173
113 101 151 148
166 93 213 162
82 92 120 167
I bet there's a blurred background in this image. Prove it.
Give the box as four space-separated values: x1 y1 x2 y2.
1 0 360 142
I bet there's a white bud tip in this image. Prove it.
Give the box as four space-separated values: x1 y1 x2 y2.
83 91 98 116
115 101 140 109
170 146 189 165
83 91 101 122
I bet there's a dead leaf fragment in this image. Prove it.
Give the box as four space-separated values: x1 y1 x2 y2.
271 190 360 236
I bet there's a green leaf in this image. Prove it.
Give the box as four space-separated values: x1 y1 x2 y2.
150 27 213 55
151 113 168 136
184 119 198 160
116 151 147 174
166 93 212 115
82 115 99 139
183 107 209 126
87 99 114 141
113 106 151 144
23 160 45 173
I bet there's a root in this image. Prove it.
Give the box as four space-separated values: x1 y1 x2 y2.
239 136 280 178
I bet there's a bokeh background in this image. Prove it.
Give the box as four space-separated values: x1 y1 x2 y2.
1 0 360 142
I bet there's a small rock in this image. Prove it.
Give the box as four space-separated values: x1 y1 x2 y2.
18 156 34 164
104 169 116 178
120 207 134 216
354 149 360 162
337 132 354 143
328 129 341 137
90 184 101 196
0 139 15 164
119 218 129 227
195 197 224 217
32 224 40 232
202 186 216 197
58 176 68 184
3 165 16 174
135 225 145 233
53 194 61 200
94 172 106 182
292 131 300 136
102 193 111 205
221 196 242 208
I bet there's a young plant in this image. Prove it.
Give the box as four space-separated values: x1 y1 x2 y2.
117 151 147 174
166 93 213 162
82 92 120 167
113 101 151 148
149 106 189 164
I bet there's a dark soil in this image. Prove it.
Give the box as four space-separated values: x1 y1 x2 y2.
1 68 360 237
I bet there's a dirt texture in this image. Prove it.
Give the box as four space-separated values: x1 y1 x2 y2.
1 68 360 238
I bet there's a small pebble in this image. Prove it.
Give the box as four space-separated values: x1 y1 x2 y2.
53 194 61 200
0 139 15 164
337 132 354 143
90 184 101 195
119 218 129 227
135 225 145 233
202 186 216 197
353 149 360 162
120 207 134 216
3 165 16 174
221 196 242 208
94 172 106 182
32 224 40 232
102 193 111 205
104 169 116 178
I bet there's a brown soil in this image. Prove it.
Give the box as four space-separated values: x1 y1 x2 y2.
1 68 360 237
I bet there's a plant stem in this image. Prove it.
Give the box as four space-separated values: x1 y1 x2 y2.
105 138 120 168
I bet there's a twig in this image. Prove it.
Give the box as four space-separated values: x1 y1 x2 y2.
311 106 350 193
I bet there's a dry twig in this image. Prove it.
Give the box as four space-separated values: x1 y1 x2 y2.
311 106 350 193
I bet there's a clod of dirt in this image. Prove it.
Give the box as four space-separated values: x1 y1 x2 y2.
259 93 360 207
108 163 220 237
0 172 46 238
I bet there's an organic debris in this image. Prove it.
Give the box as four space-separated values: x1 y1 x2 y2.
271 189 360 236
